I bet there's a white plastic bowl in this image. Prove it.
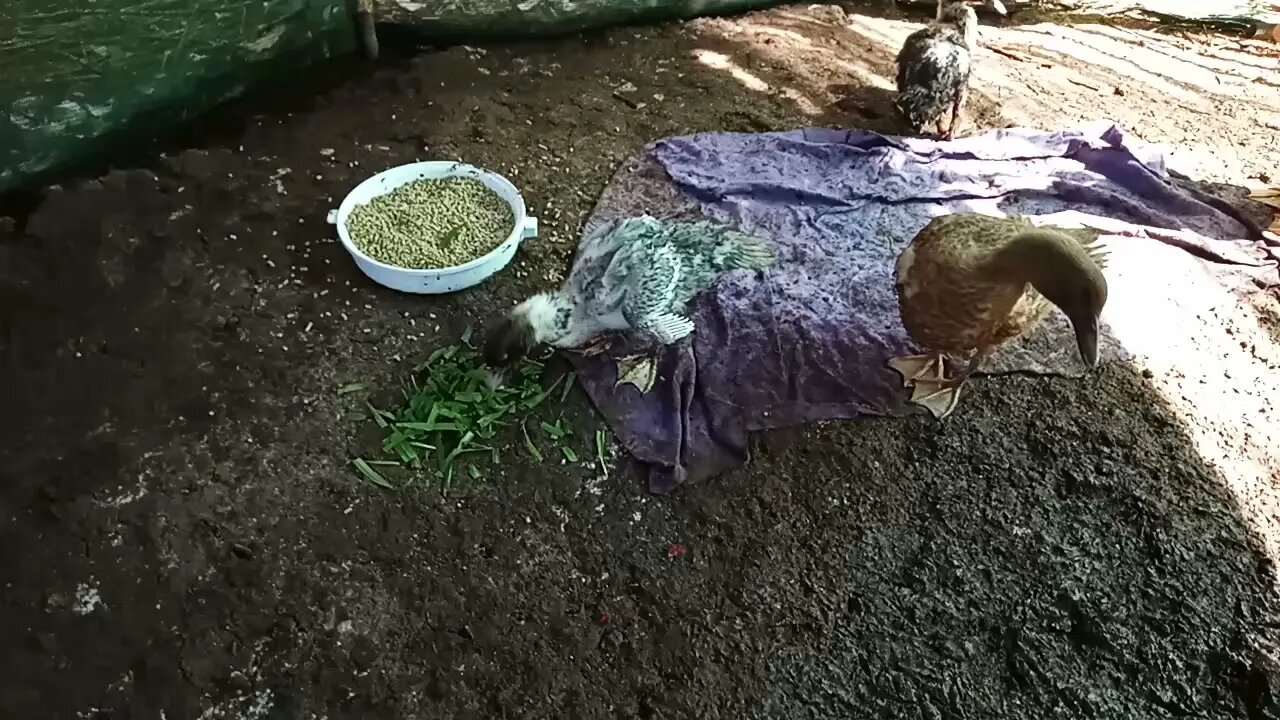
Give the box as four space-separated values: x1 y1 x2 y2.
326 161 539 294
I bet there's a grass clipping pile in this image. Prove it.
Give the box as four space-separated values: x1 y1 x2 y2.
347 177 515 269
352 330 611 492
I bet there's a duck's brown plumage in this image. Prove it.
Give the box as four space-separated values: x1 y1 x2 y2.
897 214 1035 353
896 213 1106 353
890 212 1108 418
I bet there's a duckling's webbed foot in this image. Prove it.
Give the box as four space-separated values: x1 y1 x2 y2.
578 336 613 357
615 353 658 393
644 313 696 345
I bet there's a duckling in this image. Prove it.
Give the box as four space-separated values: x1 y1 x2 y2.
895 0 979 140
888 213 1109 419
482 215 774 388
938 0 1007 20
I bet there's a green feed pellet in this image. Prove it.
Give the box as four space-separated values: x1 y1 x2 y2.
346 177 515 269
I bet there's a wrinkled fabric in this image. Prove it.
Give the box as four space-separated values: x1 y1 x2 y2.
567 123 1278 494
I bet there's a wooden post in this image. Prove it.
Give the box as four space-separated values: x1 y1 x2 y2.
356 0 379 59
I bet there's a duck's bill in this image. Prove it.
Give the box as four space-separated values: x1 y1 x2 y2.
1075 318 1100 368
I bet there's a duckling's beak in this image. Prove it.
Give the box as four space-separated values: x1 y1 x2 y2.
1074 316 1100 368
484 368 508 390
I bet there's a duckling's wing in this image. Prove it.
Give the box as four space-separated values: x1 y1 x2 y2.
659 220 774 305
897 27 967 94
896 27 936 82
678 220 775 273
564 218 626 299
620 242 682 328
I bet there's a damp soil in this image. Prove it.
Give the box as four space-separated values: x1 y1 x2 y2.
2 4 1279 719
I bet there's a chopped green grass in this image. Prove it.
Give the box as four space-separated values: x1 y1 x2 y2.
522 421 545 462
541 419 569 441
354 330 595 490
595 429 610 476
353 458 394 489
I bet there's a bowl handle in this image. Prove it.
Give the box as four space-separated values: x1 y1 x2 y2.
326 209 338 225
521 216 539 240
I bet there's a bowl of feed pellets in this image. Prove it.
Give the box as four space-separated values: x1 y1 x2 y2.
326 161 539 294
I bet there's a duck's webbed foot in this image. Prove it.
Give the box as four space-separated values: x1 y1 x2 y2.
888 352 969 420
907 378 966 420
888 353 951 386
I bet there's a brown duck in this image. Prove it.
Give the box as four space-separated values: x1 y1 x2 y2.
889 212 1109 419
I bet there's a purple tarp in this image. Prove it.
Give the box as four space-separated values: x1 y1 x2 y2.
569 123 1279 494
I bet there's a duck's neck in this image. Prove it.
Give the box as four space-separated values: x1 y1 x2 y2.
516 292 575 345
990 230 1098 296
994 228 1108 366
988 229 1107 359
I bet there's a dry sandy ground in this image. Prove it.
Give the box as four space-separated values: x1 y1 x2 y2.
1 3 1278 718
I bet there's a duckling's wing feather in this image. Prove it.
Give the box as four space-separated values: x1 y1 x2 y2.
590 217 771 331
647 313 696 344
621 242 682 327
662 220 774 305
563 218 627 307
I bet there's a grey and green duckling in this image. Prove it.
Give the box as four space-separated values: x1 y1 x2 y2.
483 215 775 388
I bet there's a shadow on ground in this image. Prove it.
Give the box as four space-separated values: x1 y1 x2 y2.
1 6 1278 719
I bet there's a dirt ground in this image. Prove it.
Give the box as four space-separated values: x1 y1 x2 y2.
2 3 1280 718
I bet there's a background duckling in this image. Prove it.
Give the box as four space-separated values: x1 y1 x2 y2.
889 213 1109 419
895 0 980 140
936 0 1006 20
482 215 775 385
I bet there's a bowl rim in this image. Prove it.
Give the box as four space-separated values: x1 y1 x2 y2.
333 160 531 277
